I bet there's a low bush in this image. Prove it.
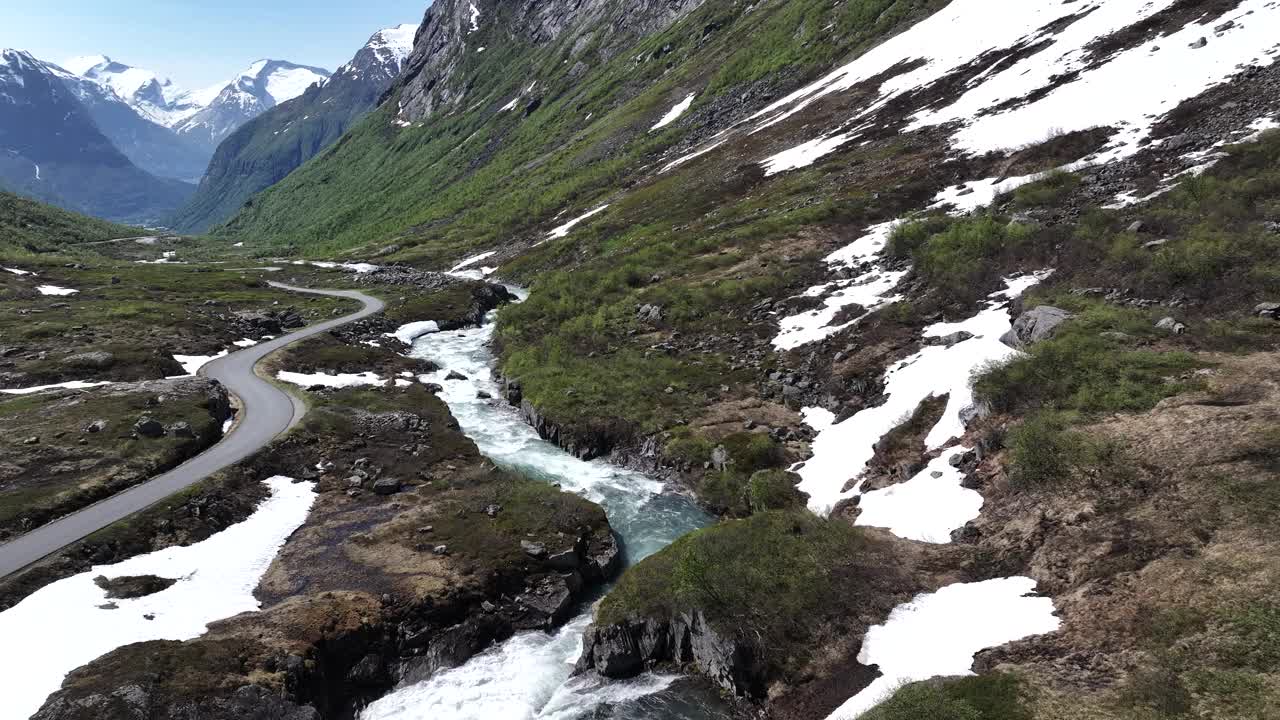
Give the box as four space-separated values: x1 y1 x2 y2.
862 673 1032 720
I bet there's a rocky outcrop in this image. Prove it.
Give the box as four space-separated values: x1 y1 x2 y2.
396 0 707 122
1000 305 1073 349
576 611 767 698
513 396 625 461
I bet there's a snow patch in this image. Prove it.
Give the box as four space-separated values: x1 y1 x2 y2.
546 205 610 240
651 92 695 131
0 380 111 396
36 285 77 296
854 450 983 543
0 476 316 720
773 221 907 351
757 0 1280 175
172 351 228 377
826 577 1059 720
277 370 386 388
390 320 442 345
796 273 1049 514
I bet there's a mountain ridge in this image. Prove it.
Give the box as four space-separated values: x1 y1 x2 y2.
170 25 417 232
0 49 194 223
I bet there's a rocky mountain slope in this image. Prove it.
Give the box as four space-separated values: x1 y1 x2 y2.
0 50 194 223
171 24 418 232
5 0 1280 719
205 0 1280 717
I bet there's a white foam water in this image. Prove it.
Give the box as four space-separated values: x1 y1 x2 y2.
360 308 717 720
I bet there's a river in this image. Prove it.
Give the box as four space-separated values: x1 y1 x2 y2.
360 307 728 720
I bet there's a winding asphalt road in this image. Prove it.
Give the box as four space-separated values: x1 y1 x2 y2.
0 282 384 579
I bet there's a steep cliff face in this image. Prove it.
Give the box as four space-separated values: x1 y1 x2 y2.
395 0 706 122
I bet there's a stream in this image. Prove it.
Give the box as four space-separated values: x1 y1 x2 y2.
360 308 728 720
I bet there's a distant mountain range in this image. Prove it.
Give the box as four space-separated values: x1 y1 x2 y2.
0 24 416 227
0 49 192 224
171 24 417 232
63 55 331 158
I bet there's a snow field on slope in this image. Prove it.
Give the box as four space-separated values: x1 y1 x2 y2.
759 0 1280 176
793 273 1048 516
0 476 316 720
826 577 1060 720
651 92 696 131
546 205 610 240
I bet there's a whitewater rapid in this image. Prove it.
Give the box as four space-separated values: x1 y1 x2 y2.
359 309 724 720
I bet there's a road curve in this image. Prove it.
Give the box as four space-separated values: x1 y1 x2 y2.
0 282 384 579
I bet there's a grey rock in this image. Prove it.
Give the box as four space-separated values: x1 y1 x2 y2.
133 416 166 438
1254 302 1280 319
925 330 974 347
1127 220 1146 233
372 477 402 495
1156 317 1188 334
1189 36 1208 49
1000 306 1073 349
167 421 195 438
547 546 581 572
521 540 548 558
710 445 730 471
636 304 663 323
84 419 108 433
64 351 115 369
23 436 39 445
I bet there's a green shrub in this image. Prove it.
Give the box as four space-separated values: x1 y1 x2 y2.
747 469 807 512
886 214 1041 302
862 674 1031 720
974 302 1201 415
1010 169 1080 209
1004 411 1130 489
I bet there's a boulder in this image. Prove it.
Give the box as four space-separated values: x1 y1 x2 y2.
1255 302 1280 319
710 445 731 471
1156 317 1188 335
133 417 165 438
1000 306 1073 349
93 574 176 599
84 419 109 434
636 304 663 323
372 478 402 495
445 370 468 381
63 351 115 370
925 330 974 347
167 422 195 438
547 546 582 572
521 540 548 558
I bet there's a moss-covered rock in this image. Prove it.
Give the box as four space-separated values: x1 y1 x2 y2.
579 511 951 699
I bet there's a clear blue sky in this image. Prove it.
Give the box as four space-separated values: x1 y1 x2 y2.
7 0 429 88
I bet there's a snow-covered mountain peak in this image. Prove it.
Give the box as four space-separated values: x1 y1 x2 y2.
1 49 40 70
331 23 419 85
370 24 419 62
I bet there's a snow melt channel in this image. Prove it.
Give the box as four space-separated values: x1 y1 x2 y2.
0 476 316 720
